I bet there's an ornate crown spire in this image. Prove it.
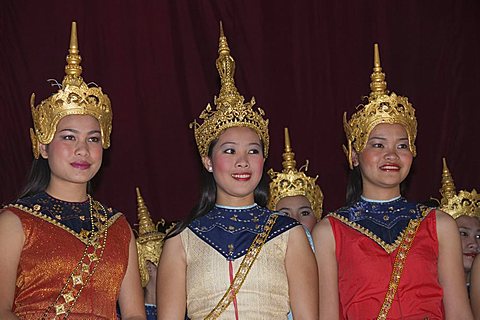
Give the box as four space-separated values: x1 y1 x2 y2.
439 158 457 206
190 22 269 158
268 128 323 220
369 44 387 99
343 43 417 169
135 187 166 287
439 158 480 219
136 187 158 236
30 21 112 159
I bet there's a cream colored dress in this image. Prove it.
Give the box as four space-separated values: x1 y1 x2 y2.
181 227 292 319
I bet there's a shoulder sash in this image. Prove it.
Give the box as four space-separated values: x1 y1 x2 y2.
377 208 432 319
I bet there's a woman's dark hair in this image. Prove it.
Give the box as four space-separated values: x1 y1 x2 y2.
345 165 363 206
18 156 93 200
167 138 269 238
18 158 51 198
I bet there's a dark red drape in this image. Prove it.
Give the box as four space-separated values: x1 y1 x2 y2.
1 0 479 225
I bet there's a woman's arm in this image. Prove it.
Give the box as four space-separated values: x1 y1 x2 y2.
118 227 147 320
286 225 318 319
156 234 187 320
471 255 480 319
312 218 339 319
436 210 474 319
0 210 24 320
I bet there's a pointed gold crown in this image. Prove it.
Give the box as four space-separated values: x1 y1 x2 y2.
30 21 112 159
343 44 417 169
439 158 480 220
190 22 269 158
268 128 323 220
135 187 167 287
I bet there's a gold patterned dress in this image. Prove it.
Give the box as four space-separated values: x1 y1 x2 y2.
6 192 131 319
181 204 299 319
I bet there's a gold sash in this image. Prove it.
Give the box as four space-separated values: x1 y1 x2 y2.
41 197 109 320
377 213 425 320
204 213 278 320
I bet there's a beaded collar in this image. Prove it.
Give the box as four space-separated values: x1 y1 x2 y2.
329 197 430 253
14 192 117 236
189 204 299 260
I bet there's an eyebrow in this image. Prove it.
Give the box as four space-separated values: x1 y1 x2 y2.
278 206 312 211
299 206 313 210
58 128 101 134
368 136 409 141
219 141 261 147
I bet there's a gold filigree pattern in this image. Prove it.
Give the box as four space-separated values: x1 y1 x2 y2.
343 44 417 169
30 21 112 159
190 22 269 158
439 158 480 219
205 214 278 319
268 128 323 220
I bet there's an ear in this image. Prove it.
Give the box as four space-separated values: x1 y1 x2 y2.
39 144 49 159
351 150 360 167
201 156 213 172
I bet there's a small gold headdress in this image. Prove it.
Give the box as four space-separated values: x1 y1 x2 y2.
268 128 323 220
30 21 112 159
190 22 269 158
135 187 167 287
439 158 480 219
343 44 417 169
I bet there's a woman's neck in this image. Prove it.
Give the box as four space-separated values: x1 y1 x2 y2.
45 182 88 202
361 195 401 203
215 193 255 208
361 186 401 202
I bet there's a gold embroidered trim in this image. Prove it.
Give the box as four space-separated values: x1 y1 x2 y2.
377 216 422 320
204 214 278 320
8 203 122 245
328 207 430 254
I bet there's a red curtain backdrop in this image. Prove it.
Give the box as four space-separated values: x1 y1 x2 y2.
1 1 479 224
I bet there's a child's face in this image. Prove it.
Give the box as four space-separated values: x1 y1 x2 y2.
276 195 316 232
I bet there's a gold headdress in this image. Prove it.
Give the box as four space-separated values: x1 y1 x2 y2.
268 128 323 220
135 187 168 287
439 158 480 219
30 21 112 159
190 22 269 158
343 44 417 169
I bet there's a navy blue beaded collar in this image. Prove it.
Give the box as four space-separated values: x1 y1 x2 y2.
14 192 116 234
188 204 299 260
329 197 431 253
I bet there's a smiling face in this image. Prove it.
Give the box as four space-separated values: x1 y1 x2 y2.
353 123 413 200
276 195 316 232
456 215 480 273
203 127 265 207
40 115 103 191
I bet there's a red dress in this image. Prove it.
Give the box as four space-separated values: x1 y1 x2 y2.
8 203 130 319
329 206 444 319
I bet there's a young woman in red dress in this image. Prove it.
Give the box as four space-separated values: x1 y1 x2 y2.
313 44 473 319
